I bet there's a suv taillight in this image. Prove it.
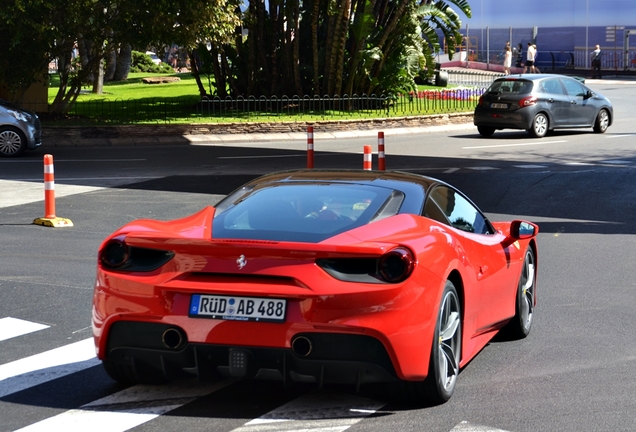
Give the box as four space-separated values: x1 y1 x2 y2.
519 96 537 107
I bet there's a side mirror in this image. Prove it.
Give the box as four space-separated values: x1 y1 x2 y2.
585 90 594 99
510 220 539 239
502 220 538 247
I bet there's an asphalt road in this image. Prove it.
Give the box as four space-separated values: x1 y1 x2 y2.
1 80 636 432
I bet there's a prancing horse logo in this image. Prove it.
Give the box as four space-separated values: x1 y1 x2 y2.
236 254 247 269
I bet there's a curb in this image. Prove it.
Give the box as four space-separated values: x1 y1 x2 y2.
41 113 476 148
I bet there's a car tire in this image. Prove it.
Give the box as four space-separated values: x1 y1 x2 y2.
422 280 461 404
528 113 548 138
503 248 536 339
477 126 495 137
102 359 167 385
389 280 461 405
593 109 609 133
0 127 28 157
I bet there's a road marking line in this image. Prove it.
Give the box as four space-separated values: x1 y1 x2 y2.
468 166 498 170
463 140 566 149
513 164 548 169
451 420 511 431
0 159 147 163
13 380 234 432
605 134 635 139
0 337 98 398
601 160 631 164
0 317 49 342
5 176 158 182
233 393 385 432
0 179 105 209
218 154 305 159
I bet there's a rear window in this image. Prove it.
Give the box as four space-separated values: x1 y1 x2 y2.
487 79 533 95
213 183 404 242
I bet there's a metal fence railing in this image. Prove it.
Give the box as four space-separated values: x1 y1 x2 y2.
444 69 504 87
36 87 491 125
573 46 636 71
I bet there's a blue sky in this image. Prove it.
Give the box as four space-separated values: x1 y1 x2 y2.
459 0 636 28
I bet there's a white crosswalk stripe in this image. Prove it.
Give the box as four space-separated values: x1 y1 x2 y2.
0 337 98 398
0 317 49 342
13 380 235 432
233 393 385 432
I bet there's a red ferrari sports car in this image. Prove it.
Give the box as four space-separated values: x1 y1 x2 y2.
92 169 538 404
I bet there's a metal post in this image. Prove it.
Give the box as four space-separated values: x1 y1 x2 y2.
486 26 490 69
625 30 635 71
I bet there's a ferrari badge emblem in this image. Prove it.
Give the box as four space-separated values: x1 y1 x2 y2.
236 254 247 269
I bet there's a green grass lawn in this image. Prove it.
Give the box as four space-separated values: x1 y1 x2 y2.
46 72 479 125
48 72 201 100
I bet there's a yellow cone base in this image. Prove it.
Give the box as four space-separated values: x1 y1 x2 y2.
33 217 74 228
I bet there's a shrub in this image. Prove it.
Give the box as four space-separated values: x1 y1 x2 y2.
130 51 173 73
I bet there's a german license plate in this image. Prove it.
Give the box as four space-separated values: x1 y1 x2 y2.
189 294 286 323
490 103 508 109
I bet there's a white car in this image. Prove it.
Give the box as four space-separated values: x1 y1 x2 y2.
145 51 162 65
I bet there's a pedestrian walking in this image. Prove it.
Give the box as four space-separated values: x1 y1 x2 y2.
525 42 536 73
515 43 523 68
503 46 512 75
591 44 602 78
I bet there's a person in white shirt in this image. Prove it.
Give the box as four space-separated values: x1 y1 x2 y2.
525 42 536 73
503 46 512 75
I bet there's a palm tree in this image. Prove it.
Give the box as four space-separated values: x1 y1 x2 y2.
202 0 471 98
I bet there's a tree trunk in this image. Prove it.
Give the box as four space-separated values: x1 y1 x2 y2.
256 1 270 94
334 0 352 96
269 1 280 95
113 43 131 81
189 49 209 98
310 0 321 95
92 58 104 94
327 0 351 96
290 1 302 96
210 45 227 98
104 49 116 81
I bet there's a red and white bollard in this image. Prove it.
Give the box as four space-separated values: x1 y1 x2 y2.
377 131 385 171
33 154 73 227
44 154 56 218
363 145 373 170
307 126 314 169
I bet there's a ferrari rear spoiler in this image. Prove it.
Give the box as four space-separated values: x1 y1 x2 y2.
122 232 397 260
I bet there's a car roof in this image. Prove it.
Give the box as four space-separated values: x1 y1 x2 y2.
495 74 581 82
218 169 460 218
243 169 443 191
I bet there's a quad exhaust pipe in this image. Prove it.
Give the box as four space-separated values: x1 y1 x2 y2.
291 336 313 357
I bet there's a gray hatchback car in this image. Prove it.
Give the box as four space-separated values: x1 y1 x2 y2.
473 74 613 138
0 98 42 157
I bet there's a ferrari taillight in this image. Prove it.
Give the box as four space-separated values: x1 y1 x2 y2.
316 248 415 284
100 239 129 268
99 238 174 272
378 247 415 283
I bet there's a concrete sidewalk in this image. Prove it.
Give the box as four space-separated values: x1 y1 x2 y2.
181 122 477 146
41 113 477 148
